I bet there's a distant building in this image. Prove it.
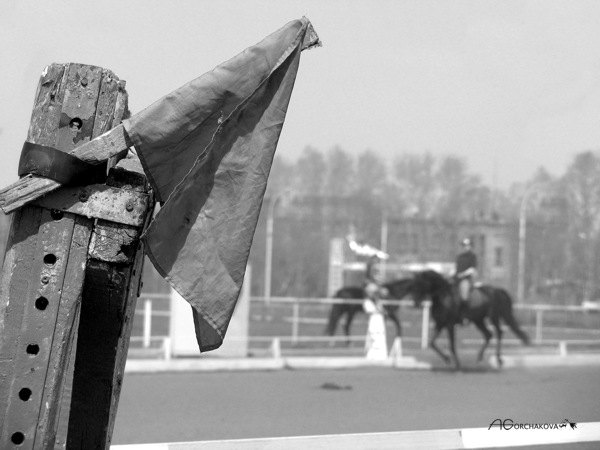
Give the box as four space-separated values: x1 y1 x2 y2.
328 215 518 296
384 217 517 291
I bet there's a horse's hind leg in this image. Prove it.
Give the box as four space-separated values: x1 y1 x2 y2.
343 309 357 346
490 315 503 367
472 318 492 363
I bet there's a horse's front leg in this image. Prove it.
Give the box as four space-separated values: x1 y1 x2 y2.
446 325 461 370
385 306 402 338
430 323 451 365
325 304 341 336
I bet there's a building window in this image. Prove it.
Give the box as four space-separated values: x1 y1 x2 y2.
494 246 503 267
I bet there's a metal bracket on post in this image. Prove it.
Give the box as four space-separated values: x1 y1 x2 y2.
0 63 154 450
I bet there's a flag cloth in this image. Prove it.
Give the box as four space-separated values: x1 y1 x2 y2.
123 18 320 351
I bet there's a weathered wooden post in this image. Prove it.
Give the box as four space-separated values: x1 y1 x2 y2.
0 63 154 449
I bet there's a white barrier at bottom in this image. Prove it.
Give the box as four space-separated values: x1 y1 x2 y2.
111 421 600 449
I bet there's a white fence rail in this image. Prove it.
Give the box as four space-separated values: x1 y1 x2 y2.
133 294 600 356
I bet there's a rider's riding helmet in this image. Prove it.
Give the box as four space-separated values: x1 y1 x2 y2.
461 238 472 247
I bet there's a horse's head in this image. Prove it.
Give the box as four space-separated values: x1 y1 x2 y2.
410 270 452 305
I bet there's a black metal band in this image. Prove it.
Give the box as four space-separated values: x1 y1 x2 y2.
18 142 107 185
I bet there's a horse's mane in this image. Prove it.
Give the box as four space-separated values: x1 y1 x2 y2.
383 277 414 299
416 270 451 288
411 270 453 302
334 277 413 300
383 277 413 289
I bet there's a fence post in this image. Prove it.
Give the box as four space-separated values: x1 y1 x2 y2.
535 309 543 344
421 302 431 349
0 63 154 449
163 337 172 361
558 340 567 357
271 337 282 359
143 299 152 349
292 302 300 345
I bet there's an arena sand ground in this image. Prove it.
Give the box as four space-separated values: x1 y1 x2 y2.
112 365 600 446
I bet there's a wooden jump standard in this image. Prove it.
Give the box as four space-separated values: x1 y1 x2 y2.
0 63 155 449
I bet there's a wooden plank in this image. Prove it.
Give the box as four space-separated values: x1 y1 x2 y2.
52 301 80 450
0 209 91 449
55 68 135 450
65 258 142 449
26 64 67 146
108 80 130 170
0 208 43 336
0 207 43 430
72 123 129 163
0 124 130 214
65 157 153 449
54 65 134 449
32 184 149 227
34 214 92 449
55 64 105 151
104 247 145 443
66 259 133 448
93 70 121 137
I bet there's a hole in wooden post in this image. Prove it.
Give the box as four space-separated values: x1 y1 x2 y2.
26 344 39 355
43 254 57 266
35 297 49 311
11 432 25 444
18 388 32 401
50 209 64 220
69 117 83 130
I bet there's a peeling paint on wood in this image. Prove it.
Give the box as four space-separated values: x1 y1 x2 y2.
89 221 140 264
32 184 149 227
93 69 121 138
27 65 66 146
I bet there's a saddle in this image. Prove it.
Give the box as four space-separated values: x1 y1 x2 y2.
454 283 485 324
459 287 486 313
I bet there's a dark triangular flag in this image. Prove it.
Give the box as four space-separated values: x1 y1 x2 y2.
123 18 320 351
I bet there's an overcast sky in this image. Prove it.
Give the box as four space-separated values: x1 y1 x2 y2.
2 0 600 189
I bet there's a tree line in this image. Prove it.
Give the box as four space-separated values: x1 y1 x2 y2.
255 146 600 303
0 146 598 303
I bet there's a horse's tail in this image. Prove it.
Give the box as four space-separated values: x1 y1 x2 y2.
495 288 530 346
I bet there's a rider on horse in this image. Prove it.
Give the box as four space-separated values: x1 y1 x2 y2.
346 234 389 313
364 255 388 310
454 237 478 322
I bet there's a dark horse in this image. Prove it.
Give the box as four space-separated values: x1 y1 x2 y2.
411 270 530 369
325 278 414 344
